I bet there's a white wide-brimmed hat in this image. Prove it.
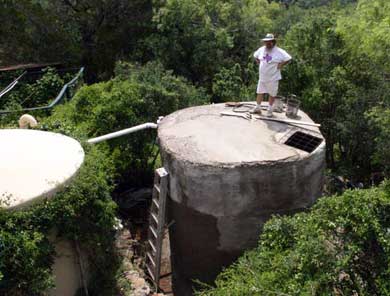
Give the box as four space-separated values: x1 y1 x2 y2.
262 33 275 41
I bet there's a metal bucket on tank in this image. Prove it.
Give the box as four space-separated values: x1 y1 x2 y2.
286 96 300 118
272 96 284 113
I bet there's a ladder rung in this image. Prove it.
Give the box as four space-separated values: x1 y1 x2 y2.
149 225 157 238
146 265 155 281
147 167 168 289
148 239 156 253
151 213 158 224
147 252 156 267
156 167 168 177
152 198 159 209
154 174 161 186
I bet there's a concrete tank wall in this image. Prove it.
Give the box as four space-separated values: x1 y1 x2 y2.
49 234 89 296
158 104 326 295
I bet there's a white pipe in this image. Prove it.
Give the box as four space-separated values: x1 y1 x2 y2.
0 72 25 98
87 123 158 144
0 81 18 98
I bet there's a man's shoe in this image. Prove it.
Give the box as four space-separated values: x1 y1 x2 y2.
266 106 273 117
252 105 262 115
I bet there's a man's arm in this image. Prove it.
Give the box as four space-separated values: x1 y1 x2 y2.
254 48 262 64
277 59 291 69
278 49 292 69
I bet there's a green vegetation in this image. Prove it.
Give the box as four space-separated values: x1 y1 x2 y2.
279 1 390 181
0 61 207 294
1 0 390 295
0 146 117 294
0 68 68 110
44 61 208 188
147 0 280 89
196 182 390 295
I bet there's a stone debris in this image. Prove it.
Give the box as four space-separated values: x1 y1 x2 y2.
125 270 150 296
115 227 167 296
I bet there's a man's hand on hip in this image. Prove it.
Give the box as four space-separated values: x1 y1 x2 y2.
278 60 291 70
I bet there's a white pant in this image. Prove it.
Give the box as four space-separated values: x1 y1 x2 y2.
256 80 279 97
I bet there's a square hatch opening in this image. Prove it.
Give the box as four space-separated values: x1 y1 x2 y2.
284 131 323 153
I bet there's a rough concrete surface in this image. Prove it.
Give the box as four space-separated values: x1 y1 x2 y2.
158 103 322 166
49 235 85 296
158 103 326 295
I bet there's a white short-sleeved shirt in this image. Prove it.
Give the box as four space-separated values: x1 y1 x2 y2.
253 46 292 82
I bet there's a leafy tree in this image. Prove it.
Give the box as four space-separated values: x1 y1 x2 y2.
280 8 382 182
212 64 243 102
271 0 357 8
148 0 281 89
48 0 153 82
0 0 79 66
337 0 390 73
212 63 256 102
0 0 153 82
336 0 390 179
367 107 390 177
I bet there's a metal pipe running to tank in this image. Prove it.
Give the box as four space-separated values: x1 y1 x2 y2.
87 123 158 144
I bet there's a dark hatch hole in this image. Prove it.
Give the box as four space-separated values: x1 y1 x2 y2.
284 131 323 153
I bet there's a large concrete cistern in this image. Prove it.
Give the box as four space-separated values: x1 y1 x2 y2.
157 103 326 295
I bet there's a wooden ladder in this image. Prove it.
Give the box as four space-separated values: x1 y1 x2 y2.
146 167 169 290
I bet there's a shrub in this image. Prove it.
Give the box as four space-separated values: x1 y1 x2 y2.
0 68 66 110
196 182 390 295
0 145 118 295
0 61 209 294
367 107 390 177
46 61 209 189
212 64 244 103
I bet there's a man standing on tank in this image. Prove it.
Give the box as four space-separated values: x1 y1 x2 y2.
253 33 292 116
